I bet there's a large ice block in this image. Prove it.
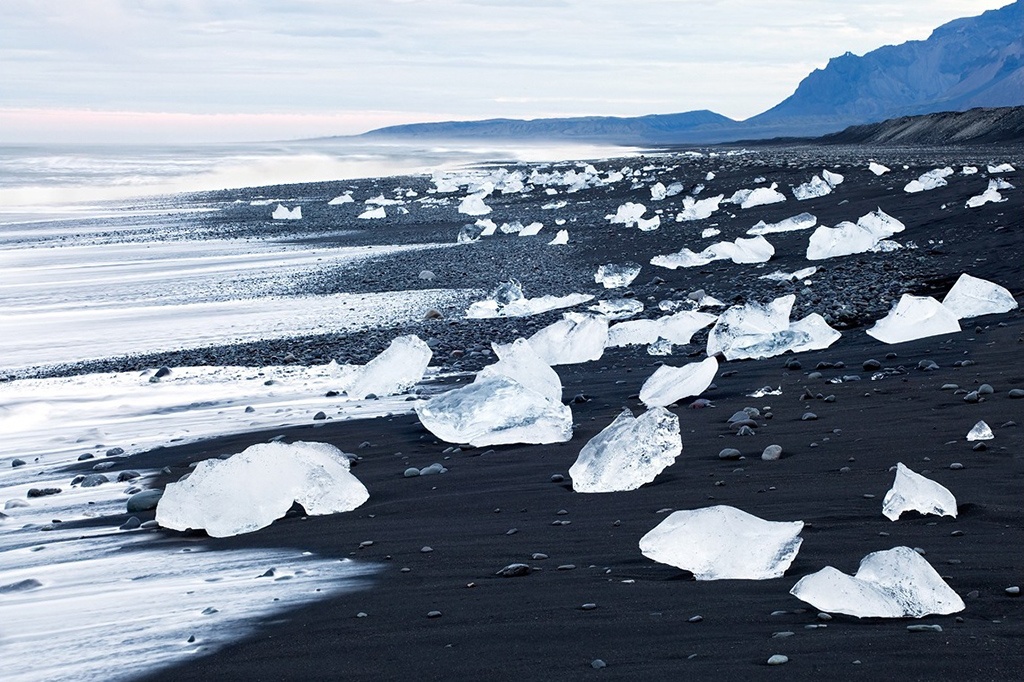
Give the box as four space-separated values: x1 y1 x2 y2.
706 295 840 360
156 441 369 538
479 338 563 403
868 162 890 176
607 310 718 347
528 313 608 365
882 463 958 521
806 208 905 260
739 184 786 208
640 356 718 407
675 194 723 221
345 335 432 400
941 273 1018 319
904 167 953 193
747 212 817 235
569 407 682 493
595 262 641 288
651 235 774 269
792 175 832 201
790 546 965 618
639 505 804 580
866 295 960 344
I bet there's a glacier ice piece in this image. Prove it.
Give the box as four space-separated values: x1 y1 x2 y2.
457 223 483 243
731 183 786 208
589 298 643 320
358 206 386 219
595 262 641 289
328 193 354 205
806 208 905 260
499 220 523 234
650 182 667 200
904 167 953 193
640 356 718 408
882 462 957 521
476 218 498 236
458 192 492 216
416 374 572 446
607 310 717 347
962 165 978 175
639 505 804 580
787 313 842 354
548 229 569 245
965 180 1007 208
706 295 840 361
345 335 432 400
790 546 965 618
868 162 890 176
272 204 301 220
942 273 1017 318
528 313 608 365
966 420 994 441
701 227 720 238
760 266 818 282
636 214 661 231
518 221 544 236
747 212 816 235
479 338 562 403
822 169 844 187
466 280 593 318
675 194 723 221
792 175 832 201
569 407 681 493
651 235 774 269
987 163 1014 173
156 441 369 538
607 202 647 226
867 295 960 344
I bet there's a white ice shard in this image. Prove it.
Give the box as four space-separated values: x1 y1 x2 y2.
651 235 774 269
589 298 643 320
822 169 844 187
477 218 498 236
867 295 960 344
987 163 1014 173
608 202 647 226
357 206 386 219
650 182 668 200
639 356 718 408
569 407 681 493
790 546 965 618
499 221 523 234
868 162 891 176
328 193 354 205
518 221 544 236
792 175 832 201
665 182 684 197
965 181 1007 208
528 313 608 366
734 184 786 209
344 335 432 400
457 223 483 243
806 208 905 260
607 310 718 348
966 420 994 441
706 295 840 360
466 280 593 319
639 505 804 580
595 262 641 288
701 227 720 238
415 373 572 447
156 441 369 538
271 204 301 220
882 462 958 521
760 266 818 282
458 192 492 216
479 338 562 403
942 273 1018 319
675 194 723 221
747 212 816 235
904 167 954 193
636 214 661 231
962 165 978 175
548 229 569 245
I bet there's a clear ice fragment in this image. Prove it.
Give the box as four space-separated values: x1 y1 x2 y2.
569 407 681 493
345 335 432 400
639 356 718 407
904 167 953 193
747 212 816 235
941 273 1018 319
706 295 839 361
792 175 832 201
866 295 960 344
882 463 957 521
595 262 642 289
607 310 717 348
868 162 890 176
966 420 994 441
528 313 608 366
806 208 904 260
675 194 723 221
271 204 301 220
651 236 774 269
589 298 643 320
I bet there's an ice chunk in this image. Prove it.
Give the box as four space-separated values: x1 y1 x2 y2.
328 193 354 205
569 407 681 493
665 182 684 197
987 163 1014 173
882 462 957 521
966 420 994 441
733 183 786 208
787 313 842 354
650 182 667 200
479 338 562 403
466 280 593 318
589 298 643 320
271 204 301 220
458 192 492 216
747 212 816 235
345 335 432 400
701 227 720 238
518 221 544 236
595 262 641 289
499 221 523 234
706 295 839 360
822 169 844 187
651 235 774 269
760 266 818 282
548 229 569 245
415 374 572 446
904 167 953 193
156 441 369 537
636 214 661 231
792 175 832 201
675 194 723 221
965 180 1007 208
806 208 904 260
867 295 960 344
639 356 718 408
607 310 717 348
457 223 483 243
607 202 647 226
528 313 608 365
639 505 803 580
365 194 403 206
790 546 965 618
357 206 386 219
942 273 1018 319
476 218 498 236
868 162 890 176
962 165 978 175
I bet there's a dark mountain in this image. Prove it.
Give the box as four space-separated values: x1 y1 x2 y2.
353 1 1023 144
816 106 1024 145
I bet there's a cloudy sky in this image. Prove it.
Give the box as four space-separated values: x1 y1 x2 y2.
0 1 1011 143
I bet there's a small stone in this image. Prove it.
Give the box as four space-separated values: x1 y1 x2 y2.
421 546 433 553
532 553 548 560
80 474 109 487
949 463 964 470
963 391 980 403
917 360 939 371
801 412 817 421
940 384 958 391
119 516 141 530
77 453 95 461
767 654 789 665
312 411 327 420
356 612 368 618
403 467 421 477
761 444 783 461
736 425 756 436
972 443 987 451
688 615 703 623
1007 389 1024 399
558 564 576 571
116 470 140 482
591 659 607 670
550 474 565 483
427 610 442 618
907 624 942 632
27 488 61 498
718 448 742 460
126 489 162 512
817 612 832 621
11 459 26 468
496 563 532 577
772 631 795 638
1006 586 1021 596
581 603 598 610
977 384 994 395
863 359 881 371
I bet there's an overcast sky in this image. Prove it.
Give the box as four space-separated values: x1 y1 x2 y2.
0 1 1011 143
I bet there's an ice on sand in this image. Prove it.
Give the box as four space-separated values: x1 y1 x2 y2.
607 310 718 347
904 167 953 193
466 280 593 318
882 463 957 521
548 229 569 245
636 214 661 231
866 295 960 344
345 335 431 400
639 356 718 408
792 175 833 201
822 169 844 186
730 184 786 209
706 295 840 361
790 546 965 618
328 193 354 205
639 505 804 580
760 266 817 282
868 161 890 176
966 420 994 441
965 179 1008 208
156 441 369 538
528 313 608 365
271 204 301 220
569 407 681 493
747 212 816 235
651 235 774 269
675 194 723 221
518 221 544 236
987 163 1014 173
358 206 386 219
589 298 643 320
595 262 641 288
479 338 562 403
806 208 905 260
942 273 1018 319
458 192 492 216
607 202 647 226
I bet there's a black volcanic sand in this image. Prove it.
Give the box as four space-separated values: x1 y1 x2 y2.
32 145 1024 679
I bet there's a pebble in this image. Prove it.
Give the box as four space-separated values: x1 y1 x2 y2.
119 516 141 530
719 448 742 460
532 553 548 560
772 631 794 638
736 426 756 436
907 624 942 632
950 463 964 470
581 603 598 610
977 383 994 395
126 489 162 512
761 444 783 461
403 468 420 477
801 412 817 421
550 474 565 483
495 563 532 577
1008 389 1024 399
427 610 442 618
591 659 607 669
917 360 939 371
27 488 61 498
963 391 980 403
11 459 26 468
687 615 703 623
767 654 789 665
420 546 433 553
1007 586 1021 596
863 359 881 371
312 411 327 420
940 383 958 390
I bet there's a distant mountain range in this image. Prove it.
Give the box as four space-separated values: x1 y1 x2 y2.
352 1 1023 145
